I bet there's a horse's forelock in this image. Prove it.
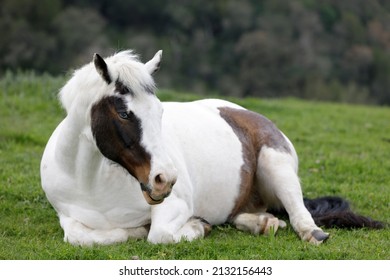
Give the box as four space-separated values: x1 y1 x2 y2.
109 53 156 97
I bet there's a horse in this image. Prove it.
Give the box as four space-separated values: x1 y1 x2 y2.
40 50 383 246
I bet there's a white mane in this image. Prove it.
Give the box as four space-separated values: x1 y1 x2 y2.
59 50 156 118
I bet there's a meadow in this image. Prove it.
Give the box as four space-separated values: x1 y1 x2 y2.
0 73 389 259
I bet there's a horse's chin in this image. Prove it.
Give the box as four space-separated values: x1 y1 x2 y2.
142 190 165 205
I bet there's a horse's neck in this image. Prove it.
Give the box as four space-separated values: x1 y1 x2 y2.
55 114 103 177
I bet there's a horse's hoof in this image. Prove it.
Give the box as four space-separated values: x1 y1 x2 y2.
311 230 329 244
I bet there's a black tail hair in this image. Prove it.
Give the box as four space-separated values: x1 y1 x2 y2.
303 196 385 229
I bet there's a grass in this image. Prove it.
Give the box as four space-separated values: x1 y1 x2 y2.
0 72 389 260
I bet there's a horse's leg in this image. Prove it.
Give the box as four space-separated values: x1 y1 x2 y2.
232 212 287 236
256 147 329 244
59 215 148 246
175 216 212 239
147 195 210 244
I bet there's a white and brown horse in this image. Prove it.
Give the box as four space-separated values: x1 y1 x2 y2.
40 50 383 246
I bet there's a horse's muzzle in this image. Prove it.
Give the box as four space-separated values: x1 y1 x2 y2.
140 182 173 205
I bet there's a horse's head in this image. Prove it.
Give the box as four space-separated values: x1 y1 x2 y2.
89 50 177 205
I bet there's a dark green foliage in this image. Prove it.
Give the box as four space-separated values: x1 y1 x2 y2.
1 0 390 104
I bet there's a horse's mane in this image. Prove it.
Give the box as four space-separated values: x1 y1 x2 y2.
59 50 155 116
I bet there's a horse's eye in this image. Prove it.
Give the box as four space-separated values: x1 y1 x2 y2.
118 112 129 119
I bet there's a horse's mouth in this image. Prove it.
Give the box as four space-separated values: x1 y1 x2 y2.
140 183 167 205
142 190 165 205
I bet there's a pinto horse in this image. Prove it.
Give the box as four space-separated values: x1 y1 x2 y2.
40 50 383 246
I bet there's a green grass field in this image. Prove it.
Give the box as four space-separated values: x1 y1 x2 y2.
0 73 389 259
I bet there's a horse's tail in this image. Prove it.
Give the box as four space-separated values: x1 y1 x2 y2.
303 196 385 229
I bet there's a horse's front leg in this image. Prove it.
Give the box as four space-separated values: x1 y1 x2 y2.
147 195 211 244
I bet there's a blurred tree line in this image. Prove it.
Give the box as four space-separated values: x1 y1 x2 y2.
1 0 390 104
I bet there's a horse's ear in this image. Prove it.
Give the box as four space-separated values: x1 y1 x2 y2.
145 50 162 75
93 53 112 84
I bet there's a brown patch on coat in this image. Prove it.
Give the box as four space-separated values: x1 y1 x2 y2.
91 96 151 184
218 107 291 219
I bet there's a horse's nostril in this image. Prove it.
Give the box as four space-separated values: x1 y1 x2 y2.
154 174 165 185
